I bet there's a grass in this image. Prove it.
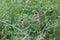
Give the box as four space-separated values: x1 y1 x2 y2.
0 0 60 40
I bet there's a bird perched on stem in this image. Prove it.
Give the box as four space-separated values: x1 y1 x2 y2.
31 11 40 32
31 11 39 21
20 19 24 27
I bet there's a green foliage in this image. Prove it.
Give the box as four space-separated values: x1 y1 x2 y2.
0 0 60 40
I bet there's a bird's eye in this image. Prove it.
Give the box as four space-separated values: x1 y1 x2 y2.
35 13 37 14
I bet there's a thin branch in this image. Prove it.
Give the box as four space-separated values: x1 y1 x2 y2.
22 34 29 40
0 20 22 32
22 24 31 31
37 20 58 40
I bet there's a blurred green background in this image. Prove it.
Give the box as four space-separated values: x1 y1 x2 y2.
0 0 60 40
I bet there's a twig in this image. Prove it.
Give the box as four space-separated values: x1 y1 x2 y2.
22 24 32 31
37 20 57 40
21 30 31 40
0 20 22 32
22 34 29 40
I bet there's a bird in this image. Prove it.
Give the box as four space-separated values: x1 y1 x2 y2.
31 11 39 21
31 11 40 32
20 19 24 27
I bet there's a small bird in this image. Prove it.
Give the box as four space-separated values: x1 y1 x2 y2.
20 19 24 27
31 11 40 32
32 11 39 21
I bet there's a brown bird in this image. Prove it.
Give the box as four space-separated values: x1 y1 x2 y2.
32 11 39 20
20 19 24 27
31 11 40 32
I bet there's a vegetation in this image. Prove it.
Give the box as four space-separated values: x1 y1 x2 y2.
0 0 60 40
